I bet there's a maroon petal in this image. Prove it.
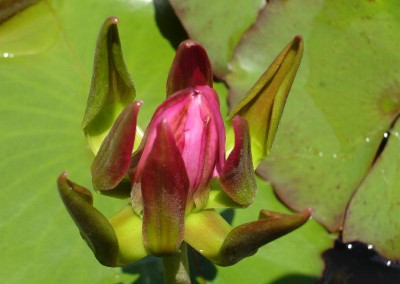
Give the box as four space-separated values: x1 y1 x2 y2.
57 172 119 267
91 101 142 191
166 40 213 97
141 120 189 255
128 145 145 213
218 209 312 266
219 116 257 207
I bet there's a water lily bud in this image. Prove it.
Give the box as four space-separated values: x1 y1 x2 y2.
130 86 226 213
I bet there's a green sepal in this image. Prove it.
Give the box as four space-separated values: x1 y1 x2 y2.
227 36 304 166
82 16 139 155
108 204 148 266
57 172 119 267
184 209 232 263
217 208 312 266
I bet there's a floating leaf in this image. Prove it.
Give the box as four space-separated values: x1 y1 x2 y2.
0 1 58 57
1 0 335 282
227 0 400 240
0 0 178 282
343 119 400 260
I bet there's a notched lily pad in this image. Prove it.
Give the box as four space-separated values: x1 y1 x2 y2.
226 0 400 260
343 118 400 261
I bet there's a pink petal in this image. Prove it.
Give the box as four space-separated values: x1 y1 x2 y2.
141 120 189 255
166 40 213 97
200 86 226 172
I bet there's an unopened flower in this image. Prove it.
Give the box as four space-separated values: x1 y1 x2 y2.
58 17 310 272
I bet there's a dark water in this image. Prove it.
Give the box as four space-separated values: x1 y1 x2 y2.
321 240 400 284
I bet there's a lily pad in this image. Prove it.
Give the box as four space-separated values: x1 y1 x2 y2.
0 0 332 283
226 0 400 258
0 0 177 282
343 118 400 261
169 0 265 77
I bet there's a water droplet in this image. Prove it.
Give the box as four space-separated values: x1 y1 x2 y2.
365 137 370 143
347 244 353 250
199 249 204 253
2 52 14 58
387 260 391 267
367 244 374 250
384 132 389 138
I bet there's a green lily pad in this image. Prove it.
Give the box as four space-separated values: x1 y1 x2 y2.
226 0 400 257
0 0 333 282
169 0 265 77
343 118 400 261
0 0 177 282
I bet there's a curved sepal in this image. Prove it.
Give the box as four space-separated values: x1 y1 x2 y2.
141 120 189 255
228 36 304 166
166 40 213 97
91 101 142 191
57 172 119 267
217 208 312 266
219 116 257 207
108 204 148 266
184 209 232 263
82 16 137 154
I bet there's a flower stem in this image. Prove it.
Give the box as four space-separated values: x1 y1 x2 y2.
162 243 191 284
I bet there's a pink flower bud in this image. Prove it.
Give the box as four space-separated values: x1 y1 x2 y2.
132 85 225 211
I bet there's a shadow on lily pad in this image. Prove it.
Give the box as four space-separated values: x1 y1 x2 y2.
122 255 164 284
120 209 235 283
153 0 188 49
220 208 235 225
188 246 218 283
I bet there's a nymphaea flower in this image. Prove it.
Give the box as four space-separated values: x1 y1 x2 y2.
58 17 310 278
